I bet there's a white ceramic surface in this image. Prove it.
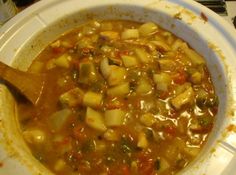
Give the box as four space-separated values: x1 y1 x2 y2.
0 0 236 174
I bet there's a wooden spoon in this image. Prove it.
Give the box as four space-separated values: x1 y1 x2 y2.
0 61 45 105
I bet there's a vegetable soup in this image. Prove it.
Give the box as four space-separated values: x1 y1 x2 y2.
18 20 218 175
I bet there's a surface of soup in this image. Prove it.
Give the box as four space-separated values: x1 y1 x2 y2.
18 20 218 175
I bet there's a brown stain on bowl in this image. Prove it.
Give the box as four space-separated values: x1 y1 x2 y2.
226 124 236 132
200 12 208 23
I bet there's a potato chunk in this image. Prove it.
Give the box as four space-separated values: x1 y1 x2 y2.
104 109 126 127
121 55 139 67
107 82 130 97
121 29 139 39
83 91 103 108
85 107 107 132
139 22 158 36
59 88 84 107
108 66 126 86
171 87 194 110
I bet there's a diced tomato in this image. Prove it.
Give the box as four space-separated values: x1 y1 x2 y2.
117 50 130 57
73 124 87 141
121 164 131 175
81 47 94 56
60 137 71 145
173 71 187 84
164 125 176 136
158 91 169 100
52 47 65 54
137 153 155 175
105 97 126 109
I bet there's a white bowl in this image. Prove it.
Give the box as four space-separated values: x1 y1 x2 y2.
0 0 236 174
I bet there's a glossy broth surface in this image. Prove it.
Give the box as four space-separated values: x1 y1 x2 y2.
18 20 218 175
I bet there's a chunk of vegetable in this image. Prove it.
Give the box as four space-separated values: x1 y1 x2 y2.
54 159 66 172
138 22 158 36
136 78 153 95
158 158 170 173
137 132 148 149
51 40 61 48
29 61 43 73
59 87 84 107
171 87 194 110
183 147 200 157
121 29 139 39
158 59 175 71
140 113 156 127
190 71 202 84
121 55 139 67
100 22 113 31
104 109 126 127
100 31 119 40
103 129 119 141
107 82 130 97
23 129 46 144
54 53 71 68
108 65 126 86
49 109 72 131
100 57 111 79
85 107 107 132
83 91 103 108
150 40 171 52
171 39 184 51
153 73 171 91
79 62 97 84
135 48 152 63
175 83 191 95
46 59 57 70
181 45 205 65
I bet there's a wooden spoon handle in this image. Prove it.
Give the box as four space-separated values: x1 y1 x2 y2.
0 61 45 105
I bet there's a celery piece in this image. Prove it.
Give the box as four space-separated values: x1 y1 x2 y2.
79 62 97 84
